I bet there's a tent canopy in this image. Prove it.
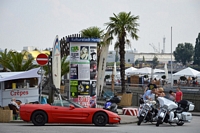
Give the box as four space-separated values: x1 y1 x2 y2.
129 67 164 75
125 67 138 75
173 67 200 77
0 68 41 82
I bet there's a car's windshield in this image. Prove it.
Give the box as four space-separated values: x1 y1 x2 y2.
52 99 83 108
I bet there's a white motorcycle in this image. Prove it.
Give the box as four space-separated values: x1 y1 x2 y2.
156 97 194 127
137 97 158 125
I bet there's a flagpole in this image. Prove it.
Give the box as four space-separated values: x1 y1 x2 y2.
171 27 173 89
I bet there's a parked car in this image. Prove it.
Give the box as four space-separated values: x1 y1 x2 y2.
20 99 121 126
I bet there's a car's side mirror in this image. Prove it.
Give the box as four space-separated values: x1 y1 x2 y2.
69 105 75 110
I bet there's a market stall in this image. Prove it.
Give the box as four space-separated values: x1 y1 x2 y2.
0 68 41 107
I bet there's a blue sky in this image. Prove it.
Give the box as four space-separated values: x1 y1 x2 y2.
0 0 200 53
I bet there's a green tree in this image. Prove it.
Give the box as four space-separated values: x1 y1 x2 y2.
173 43 194 65
142 56 145 63
105 12 139 93
0 49 11 72
135 59 139 66
0 50 36 71
193 33 200 66
61 56 70 77
152 56 159 69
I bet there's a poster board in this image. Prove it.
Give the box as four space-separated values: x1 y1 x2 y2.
68 38 99 108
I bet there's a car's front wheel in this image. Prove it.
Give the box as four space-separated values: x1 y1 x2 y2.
93 112 108 126
31 111 47 126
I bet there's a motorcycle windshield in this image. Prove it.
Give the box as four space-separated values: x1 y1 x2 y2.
157 97 178 110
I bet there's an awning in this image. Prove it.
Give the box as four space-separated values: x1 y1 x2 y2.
0 68 41 82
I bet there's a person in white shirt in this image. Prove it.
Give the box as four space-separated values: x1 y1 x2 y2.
10 98 20 110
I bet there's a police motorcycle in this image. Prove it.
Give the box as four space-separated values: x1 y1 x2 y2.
156 97 195 127
103 95 121 114
137 96 158 125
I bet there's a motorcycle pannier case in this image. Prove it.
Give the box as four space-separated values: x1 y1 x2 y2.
189 104 194 111
182 112 192 121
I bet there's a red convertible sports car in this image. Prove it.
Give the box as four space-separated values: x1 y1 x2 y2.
20 99 121 126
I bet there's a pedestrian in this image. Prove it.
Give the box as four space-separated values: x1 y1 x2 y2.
168 90 176 101
156 87 166 97
10 98 20 110
144 80 158 93
175 87 183 102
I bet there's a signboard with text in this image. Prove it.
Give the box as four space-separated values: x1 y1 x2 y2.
68 38 99 108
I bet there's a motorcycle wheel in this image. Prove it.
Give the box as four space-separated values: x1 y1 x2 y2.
156 117 162 127
137 116 144 126
176 121 184 126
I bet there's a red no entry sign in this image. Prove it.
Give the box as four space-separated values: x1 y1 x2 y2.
36 53 48 66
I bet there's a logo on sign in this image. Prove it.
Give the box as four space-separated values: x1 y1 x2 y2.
10 90 29 97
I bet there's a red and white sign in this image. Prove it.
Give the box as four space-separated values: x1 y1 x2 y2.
78 95 90 107
123 108 139 116
36 53 48 66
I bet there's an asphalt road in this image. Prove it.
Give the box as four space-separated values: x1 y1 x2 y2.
0 116 199 133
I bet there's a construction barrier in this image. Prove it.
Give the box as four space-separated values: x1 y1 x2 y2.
122 107 138 116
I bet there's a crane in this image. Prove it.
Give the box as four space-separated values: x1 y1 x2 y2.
149 43 160 53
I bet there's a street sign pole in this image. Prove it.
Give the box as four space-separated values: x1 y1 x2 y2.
39 66 43 103
36 53 48 104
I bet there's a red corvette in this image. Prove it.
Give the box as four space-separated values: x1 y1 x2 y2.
20 99 121 126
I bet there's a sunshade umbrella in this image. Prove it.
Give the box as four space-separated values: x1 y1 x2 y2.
173 67 200 77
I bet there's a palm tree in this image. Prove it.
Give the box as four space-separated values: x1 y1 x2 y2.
105 12 139 93
0 49 11 72
0 50 37 72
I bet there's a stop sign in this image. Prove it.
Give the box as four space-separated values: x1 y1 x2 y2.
36 53 48 66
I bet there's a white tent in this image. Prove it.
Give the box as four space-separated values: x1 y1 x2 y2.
0 68 41 82
125 67 138 75
197 73 200 77
173 67 200 77
130 67 164 75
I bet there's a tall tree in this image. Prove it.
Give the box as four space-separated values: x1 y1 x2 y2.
173 43 194 65
193 33 200 66
105 12 139 93
152 56 159 69
0 49 11 72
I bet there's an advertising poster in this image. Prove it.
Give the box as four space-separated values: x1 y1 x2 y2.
90 95 97 108
70 46 80 61
70 80 78 98
90 61 97 80
78 80 90 95
90 81 96 96
78 95 90 107
80 46 89 60
90 46 97 80
78 64 90 80
70 64 78 79
90 46 97 61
